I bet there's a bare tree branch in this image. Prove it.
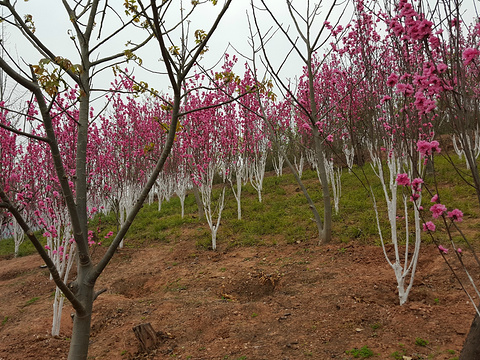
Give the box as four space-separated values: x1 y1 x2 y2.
0 120 50 142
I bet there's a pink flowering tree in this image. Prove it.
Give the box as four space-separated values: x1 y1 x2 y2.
402 2 480 355
0 104 29 256
237 67 270 204
432 13 480 207
410 138 480 359
348 0 480 349
97 73 170 247
179 59 240 249
325 0 440 305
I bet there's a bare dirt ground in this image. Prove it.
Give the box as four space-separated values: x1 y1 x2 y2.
0 234 477 360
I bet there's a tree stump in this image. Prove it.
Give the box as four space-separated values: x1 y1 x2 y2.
133 323 158 352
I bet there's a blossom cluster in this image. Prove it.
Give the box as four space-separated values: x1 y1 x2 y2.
396 173 464 230
417 140 441 157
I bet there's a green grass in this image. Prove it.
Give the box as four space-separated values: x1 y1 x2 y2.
24 297 40 306
415 337 429 347
1 154 479 257
346 345 375 358
0 229 46 258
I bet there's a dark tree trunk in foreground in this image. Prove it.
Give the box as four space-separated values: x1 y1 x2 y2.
460 312 480 359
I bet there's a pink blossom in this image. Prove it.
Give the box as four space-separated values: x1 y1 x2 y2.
410 193 420 202
429 36 440 49
430 203 447 219
417 140 431 156
414 91 436 114
417 140 441 157
380 95 391 104
422 221 436 232
396 173 411 186
430 140 441 153
431 194 439 203
447 209 463 222
44 245 50 250
395 83 414 96
326 134 334 142
438 245 449 254
411 178 424 192
386 73 399 87
463 48 480 65
332 25 343 36
437 63 447 73
457 248 462 254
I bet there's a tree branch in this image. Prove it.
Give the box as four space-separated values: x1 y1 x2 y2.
90 33 155 67
0 187 86 315
0 121 50 143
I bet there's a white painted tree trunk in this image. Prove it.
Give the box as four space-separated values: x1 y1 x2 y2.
12 219 24 257
199 163 226 250
305 148 316 171
293 152 304 178
248 150 267 203
273 150 285 177
323 157 342 215
174 176 191 219
343 144 355 171
207 187 225 251
453 132 480 170
228 161 247 220
44 219 76 336
235 170 242 220
369 149 423 306
117 183 143 248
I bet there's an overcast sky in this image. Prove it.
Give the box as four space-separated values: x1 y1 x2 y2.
3 1 355 96
2 0 479 98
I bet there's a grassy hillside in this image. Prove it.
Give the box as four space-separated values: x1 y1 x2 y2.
2 154 477 258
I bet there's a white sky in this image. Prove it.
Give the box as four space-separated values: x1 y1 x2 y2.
2 0 479 100
2 1 354 97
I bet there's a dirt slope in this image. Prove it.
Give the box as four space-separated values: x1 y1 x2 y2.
0 237 476 360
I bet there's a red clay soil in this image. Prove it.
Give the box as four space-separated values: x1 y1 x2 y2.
0 237 477 360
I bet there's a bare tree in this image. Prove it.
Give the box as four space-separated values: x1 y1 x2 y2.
0 1 232 359
251 0 350 244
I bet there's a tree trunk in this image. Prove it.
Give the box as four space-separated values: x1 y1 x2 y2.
460 312 480 359
284 153 324 241
313 128 332 244
133 323 159 353
67 282 94 360
463 144 480 207
192 183 204 220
